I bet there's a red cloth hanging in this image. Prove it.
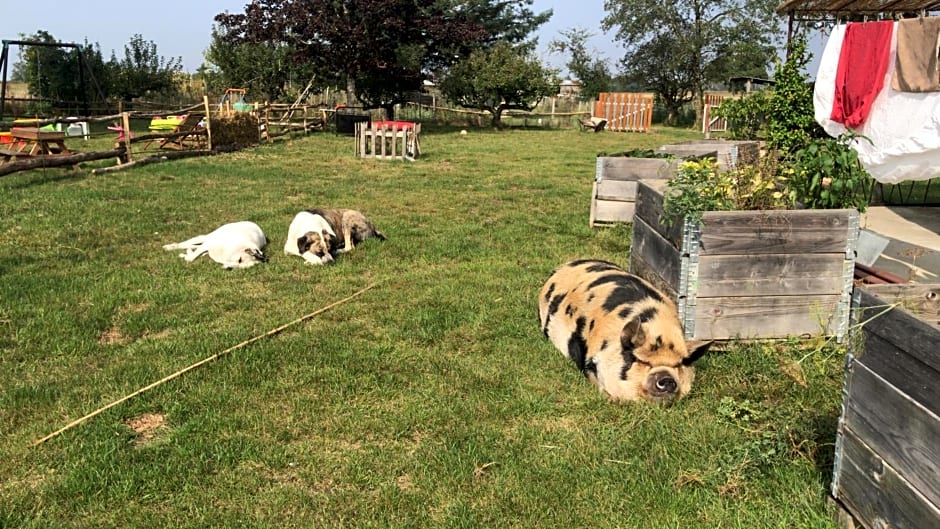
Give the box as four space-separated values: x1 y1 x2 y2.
831 20 895 129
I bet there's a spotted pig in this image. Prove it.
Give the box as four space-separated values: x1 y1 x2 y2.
538 259 710 403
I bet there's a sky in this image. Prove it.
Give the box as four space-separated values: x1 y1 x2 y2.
2 0 821 79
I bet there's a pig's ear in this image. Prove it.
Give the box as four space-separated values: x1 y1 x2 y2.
681 340 712 366
620 317 646 350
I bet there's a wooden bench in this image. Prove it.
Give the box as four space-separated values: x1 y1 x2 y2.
0 147 34 164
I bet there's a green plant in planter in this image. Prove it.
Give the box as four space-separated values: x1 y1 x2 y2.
662 157 793 226
713 90 771 140
596 148 674 158
787 133 874 212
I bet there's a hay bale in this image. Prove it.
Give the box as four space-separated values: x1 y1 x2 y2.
212 113 261 149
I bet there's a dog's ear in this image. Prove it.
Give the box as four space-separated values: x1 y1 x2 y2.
297 235 311 254
321 229 338 253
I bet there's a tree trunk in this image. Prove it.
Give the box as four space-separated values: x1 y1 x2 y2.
383 104 395 121
663 102 681 127
346 76 357 107
490 105 505 128
692 86 704 131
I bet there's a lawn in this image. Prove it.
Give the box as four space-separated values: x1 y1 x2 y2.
1 125 845 528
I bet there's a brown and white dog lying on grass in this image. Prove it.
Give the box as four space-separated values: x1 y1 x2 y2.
162 221 269 269
284 211 338 265
538 259 710 404
306 208 386 253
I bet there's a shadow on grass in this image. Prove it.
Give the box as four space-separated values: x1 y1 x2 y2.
807 410 840 490
1 167 85 190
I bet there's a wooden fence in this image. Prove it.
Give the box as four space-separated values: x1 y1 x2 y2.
593 93 654 133
702 93 728 138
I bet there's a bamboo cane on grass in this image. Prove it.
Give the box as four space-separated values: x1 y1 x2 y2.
33 282 378 447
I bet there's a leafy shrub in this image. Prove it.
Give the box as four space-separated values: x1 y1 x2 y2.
662 158 793 225
713 90 771 140
787 133 874 211
766 38 826 156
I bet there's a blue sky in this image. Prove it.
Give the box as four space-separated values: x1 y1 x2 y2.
3 0 818 78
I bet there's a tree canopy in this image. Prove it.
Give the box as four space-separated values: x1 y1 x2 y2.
439 42 558 127
13 31 181 110
213 0 551 116
108 34 183 102
203 28 310 103
603 0 779 125
548 28 613 102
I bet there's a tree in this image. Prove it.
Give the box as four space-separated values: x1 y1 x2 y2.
603 0 779 126
439 42 559 127
109 34 183 102
204 27 312 102
548 28 612 101
214 0 550 118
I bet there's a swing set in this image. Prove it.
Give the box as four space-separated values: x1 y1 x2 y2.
0 38 103 119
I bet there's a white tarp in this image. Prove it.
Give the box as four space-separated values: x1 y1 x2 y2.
815 22 940 183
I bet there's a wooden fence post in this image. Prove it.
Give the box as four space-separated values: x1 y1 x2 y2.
121 112 133 163
203 95 213 151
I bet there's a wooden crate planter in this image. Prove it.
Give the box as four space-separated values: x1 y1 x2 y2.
832 284 940 529
657 140 760 172
630 179 859 341
590 151 715 227
355 122 421 161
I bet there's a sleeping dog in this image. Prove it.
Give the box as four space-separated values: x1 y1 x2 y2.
284 211 338 265
306 208 386 253
163 221 268 269
538 259 710 404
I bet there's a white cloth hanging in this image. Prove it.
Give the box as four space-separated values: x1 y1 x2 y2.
815 21 940 183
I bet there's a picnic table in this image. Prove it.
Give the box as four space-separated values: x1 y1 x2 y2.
9 127 72 156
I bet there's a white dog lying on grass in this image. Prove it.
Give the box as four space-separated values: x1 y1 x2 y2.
163 221 269 269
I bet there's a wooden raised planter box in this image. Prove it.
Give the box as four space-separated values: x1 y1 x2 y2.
629 179 859 341
832 283 940 529
590 150 715 227
657 140 760 172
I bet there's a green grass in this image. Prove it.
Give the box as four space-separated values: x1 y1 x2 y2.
1 126 845 528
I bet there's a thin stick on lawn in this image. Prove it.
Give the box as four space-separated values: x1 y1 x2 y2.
33 282 378 447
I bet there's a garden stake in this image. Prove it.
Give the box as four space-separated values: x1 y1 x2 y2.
33 282 378 447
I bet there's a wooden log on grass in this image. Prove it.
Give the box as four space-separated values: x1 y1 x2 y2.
0 149 125 177
90 149 213 174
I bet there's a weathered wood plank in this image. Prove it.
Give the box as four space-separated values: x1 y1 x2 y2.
842 360 940 509
855 288 940 373
596 157 677 181
690 294 842 340
834 429 940 529
592 200 636 225
696 253 846 297
595 180 638 201
630 217 682 295
697 209 856 255
629 251 679 302
656 146 718 162
858 332 940 417
634 180 684 247
857 284 940 325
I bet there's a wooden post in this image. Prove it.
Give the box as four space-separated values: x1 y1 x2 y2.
202 95 213 151
121 112 133 163
265 105 272 143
